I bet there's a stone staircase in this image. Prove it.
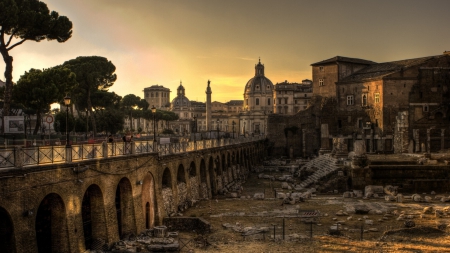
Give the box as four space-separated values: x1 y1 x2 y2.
295 154 339 190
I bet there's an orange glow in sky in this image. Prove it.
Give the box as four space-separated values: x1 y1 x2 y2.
2 0 450 103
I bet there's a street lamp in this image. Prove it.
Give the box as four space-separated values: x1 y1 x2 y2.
151 105 156 142
193 115 197 143
232 121 236 139
64 95 71 147
216 119 220 140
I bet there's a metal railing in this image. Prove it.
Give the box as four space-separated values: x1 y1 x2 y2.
0 136 264 168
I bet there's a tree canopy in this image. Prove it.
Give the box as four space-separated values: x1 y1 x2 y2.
62 56 117 136
13 65 76 134
0 0 72 120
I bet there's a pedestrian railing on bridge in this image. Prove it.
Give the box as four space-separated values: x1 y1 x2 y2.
0 136 264 168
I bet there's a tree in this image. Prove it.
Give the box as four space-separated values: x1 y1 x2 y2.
13 66 76 134
0 0 72 120
63 56 117 136
121 94 148 132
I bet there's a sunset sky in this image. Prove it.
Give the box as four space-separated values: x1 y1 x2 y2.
2 0 450 103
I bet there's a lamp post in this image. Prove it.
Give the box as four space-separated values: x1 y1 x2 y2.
64 95 71 147
216 119 220 141
151 105 156 142
232 121 236 139
193 115 197 143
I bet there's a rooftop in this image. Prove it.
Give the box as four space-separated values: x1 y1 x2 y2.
311 56 376 66
339 55 441 83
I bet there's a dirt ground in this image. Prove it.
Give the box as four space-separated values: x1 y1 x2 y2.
179 170 450 253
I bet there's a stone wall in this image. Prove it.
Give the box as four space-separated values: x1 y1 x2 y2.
189 176 199 200
162 187 174 215
0 140 265 253
177 182 187 206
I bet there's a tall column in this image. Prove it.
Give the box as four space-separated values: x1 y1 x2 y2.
206 80 212 132
413 129 420 153
319 124 331 155
302 129 306 156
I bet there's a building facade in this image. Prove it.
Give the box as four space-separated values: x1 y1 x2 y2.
143 85 171 109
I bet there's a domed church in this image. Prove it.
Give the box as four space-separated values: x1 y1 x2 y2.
243 58 274 114
170 82 192 119
239 59 273 135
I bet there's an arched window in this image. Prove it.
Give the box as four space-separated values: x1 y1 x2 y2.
362 94 367 106
268 98 271 105
256 98 259 105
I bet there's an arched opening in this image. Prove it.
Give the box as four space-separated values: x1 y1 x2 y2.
162 168 172 188
115 178 136 239
208 157 216 196
142 173 156 229
36 193 69 253
0 207 16 253
82 184 107 251
177 164 186 183
189 161 196 177
221 154 227 185
162 168 174 215
199 159 208 199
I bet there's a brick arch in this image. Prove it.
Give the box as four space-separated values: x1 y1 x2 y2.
177 164 186 183
208 156 217 196
162 168 172 188
115 177 136 239
82 184 107 251
0 206 16 253
142 173 156 229
189 161 196 177
214 155 222 176
36 193 70 253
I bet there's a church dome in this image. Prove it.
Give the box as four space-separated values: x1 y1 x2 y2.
244 59 274 94
171 81 191 107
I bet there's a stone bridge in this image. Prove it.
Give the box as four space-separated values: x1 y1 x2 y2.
0 137 265 253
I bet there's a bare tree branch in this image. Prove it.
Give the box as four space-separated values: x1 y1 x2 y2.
5 30 17 47
7 38 27 51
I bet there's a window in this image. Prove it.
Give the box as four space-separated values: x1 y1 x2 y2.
338 120 342 129
156 92 159 97
284 98 288 104
246 99 248 105
256 85 259 90
319 79 324 86
362 94 367 106
295 100 297 104
423 105 429 112
267 85 270 89
319 66 324 71
256 98 259 105
151 92 154 98
375 93 380 103
304 94 307 97
347 95 354 105
278 98 282 104
267 98 271 105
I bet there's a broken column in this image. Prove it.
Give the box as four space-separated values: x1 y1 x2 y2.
333 138 348 159
319 124 331 155
351 140 368 169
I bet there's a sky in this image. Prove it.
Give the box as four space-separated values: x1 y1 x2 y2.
2 0 450 103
